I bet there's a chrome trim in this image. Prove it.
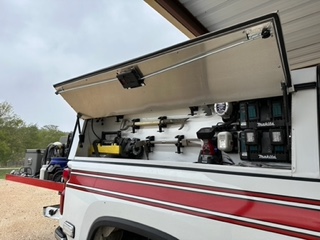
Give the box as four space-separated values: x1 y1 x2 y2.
63 221 75 238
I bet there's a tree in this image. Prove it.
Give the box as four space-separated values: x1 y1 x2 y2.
0 101 24 128
0 102 25 166
0 102 68 167
39 125 67 148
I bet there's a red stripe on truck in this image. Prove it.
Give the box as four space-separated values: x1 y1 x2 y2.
67 171 320 239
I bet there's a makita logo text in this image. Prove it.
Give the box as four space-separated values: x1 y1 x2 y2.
258 154 277 159
257 122 275 127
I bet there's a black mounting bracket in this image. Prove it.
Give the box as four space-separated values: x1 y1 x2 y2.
175 135 185 154
158 116 167 133
146 136 155 153
189 106 199 116
144 136 155 160
132 119 140 133
116 115 124 122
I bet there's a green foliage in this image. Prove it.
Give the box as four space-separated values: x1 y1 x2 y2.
0 102 69 167
0 168 18 179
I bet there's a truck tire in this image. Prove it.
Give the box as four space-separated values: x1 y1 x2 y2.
52 169 64 182
93 227 123 240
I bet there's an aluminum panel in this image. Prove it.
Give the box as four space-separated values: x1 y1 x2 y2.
55 13 290 119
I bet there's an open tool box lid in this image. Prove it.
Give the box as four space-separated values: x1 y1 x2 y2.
54 13 291 119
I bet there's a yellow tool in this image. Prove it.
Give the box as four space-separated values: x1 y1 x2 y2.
91 144 121 155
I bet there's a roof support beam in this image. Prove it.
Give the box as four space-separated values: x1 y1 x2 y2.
145 0 208 38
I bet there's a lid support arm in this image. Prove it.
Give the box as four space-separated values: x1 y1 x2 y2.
281 82 291 161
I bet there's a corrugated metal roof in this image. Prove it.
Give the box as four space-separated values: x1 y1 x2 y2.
154 0 320 70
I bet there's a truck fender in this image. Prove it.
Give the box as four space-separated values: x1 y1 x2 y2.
87 216 178 240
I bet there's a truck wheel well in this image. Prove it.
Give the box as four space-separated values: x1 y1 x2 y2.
88 217 178 240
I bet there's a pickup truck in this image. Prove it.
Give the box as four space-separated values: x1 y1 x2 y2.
45 13 320 240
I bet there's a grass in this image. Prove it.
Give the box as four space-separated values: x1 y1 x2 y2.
0 168 19 179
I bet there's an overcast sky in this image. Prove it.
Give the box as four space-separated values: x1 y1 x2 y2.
0 1 188 132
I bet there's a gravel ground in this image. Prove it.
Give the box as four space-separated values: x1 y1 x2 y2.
0 179 60 240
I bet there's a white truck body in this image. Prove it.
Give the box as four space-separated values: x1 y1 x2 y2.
50 13 320 240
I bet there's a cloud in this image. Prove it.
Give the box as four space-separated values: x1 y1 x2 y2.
0 1 188 132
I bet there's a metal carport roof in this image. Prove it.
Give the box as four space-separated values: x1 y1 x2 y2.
145 0 320 70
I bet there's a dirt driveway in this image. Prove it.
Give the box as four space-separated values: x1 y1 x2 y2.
0 179 59 240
